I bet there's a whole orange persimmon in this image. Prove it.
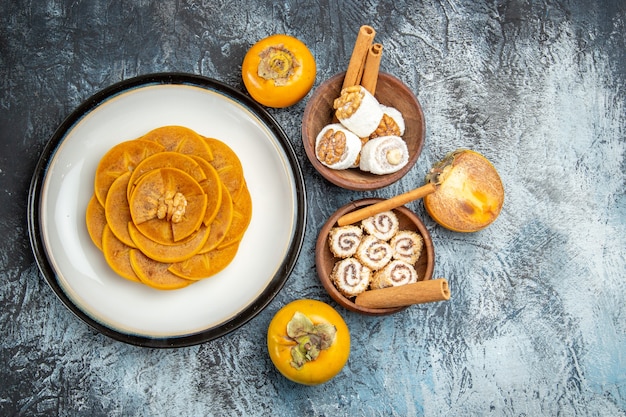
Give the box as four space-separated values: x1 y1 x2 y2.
267 299 350 385
242 34 316 108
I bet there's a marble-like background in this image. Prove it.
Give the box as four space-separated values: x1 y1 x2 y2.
1 1 624 416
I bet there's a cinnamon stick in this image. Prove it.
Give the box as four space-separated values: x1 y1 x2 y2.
342 25 376 89
361 43 383 95
337 182 437 226
355 279 450 309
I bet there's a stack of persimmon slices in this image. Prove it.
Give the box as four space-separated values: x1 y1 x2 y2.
85 125 252 290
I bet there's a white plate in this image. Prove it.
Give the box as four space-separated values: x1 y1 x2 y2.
28 73 306 347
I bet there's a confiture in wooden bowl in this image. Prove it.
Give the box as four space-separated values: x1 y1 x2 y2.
316 198 434 315
302 72 426 191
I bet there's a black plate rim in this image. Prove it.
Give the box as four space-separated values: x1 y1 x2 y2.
27 72 307 348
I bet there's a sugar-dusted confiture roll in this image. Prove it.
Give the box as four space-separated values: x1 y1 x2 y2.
355 235 393 271
359 135 409 175
330 257 372 297
315 123 362 170
390 230 424 264
370 105 405 139
382 105 405 136
328 225 363 258
370 259 418 290
333 85 384 138
361 210 399 241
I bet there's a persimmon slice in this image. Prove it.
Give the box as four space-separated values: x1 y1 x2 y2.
141 125 213 162
129 167 208 243
204 137 245 199
86 194 106 251
199 186 233 253
189 155 223 226
169 242 240 280
128 222 210 263
129 249 193 290
218 182 252 249
127 151 207 201
102 225 141 282
104 172 137 248
94 139 164 206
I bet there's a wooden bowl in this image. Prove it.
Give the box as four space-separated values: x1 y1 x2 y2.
302 72 426 191
316 198 435 315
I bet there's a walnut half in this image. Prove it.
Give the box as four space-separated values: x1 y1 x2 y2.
370 113 402 139
333 86 364 120
157 191 187 223
316 128 348 166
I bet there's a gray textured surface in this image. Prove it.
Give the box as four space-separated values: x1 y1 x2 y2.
1 0 625 416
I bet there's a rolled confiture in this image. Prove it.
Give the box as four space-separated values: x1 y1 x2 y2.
315 123 362 170
370 259 418 290
355 235 393 271
390 230 424 264
381 105 405 135
359 135 409 175
370 105 405 139
328 225 363 258
333 85 384 138
361 210 399 241
330 257 371 297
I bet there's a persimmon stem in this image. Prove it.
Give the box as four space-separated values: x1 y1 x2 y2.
286 312 336 370
258 46 299 85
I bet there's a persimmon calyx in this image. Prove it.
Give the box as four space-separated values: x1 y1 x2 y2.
425 150 458 186
286 311 336 369
258 45 299 85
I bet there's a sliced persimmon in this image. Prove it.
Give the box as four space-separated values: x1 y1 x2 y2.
129 167 208 243
127 151 206 201
171 193 208 242
102 225 141 283
86 194 106 251
129 249 193 290
128 222 210 263
204 137 245 199
94 139 164 206
90 125 253 291
199 186 233 253
218 182 253 249
141 125 213 162
189 155 222 226
132 218 174 243
104 172 136 248
168 242 240 280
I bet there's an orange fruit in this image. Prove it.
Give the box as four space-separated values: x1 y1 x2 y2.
85 194 106 251
199 186 233 253
189 155 223 226
101 225 141 282
218 181 252 249
94 139 164 206
104 172 137 248
423 149 504 232
204 137 245 198
169 242 240 280
127 222 210 264
140 125 213 162
127 151 206 201
129 167 208 243
129 249 193 290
